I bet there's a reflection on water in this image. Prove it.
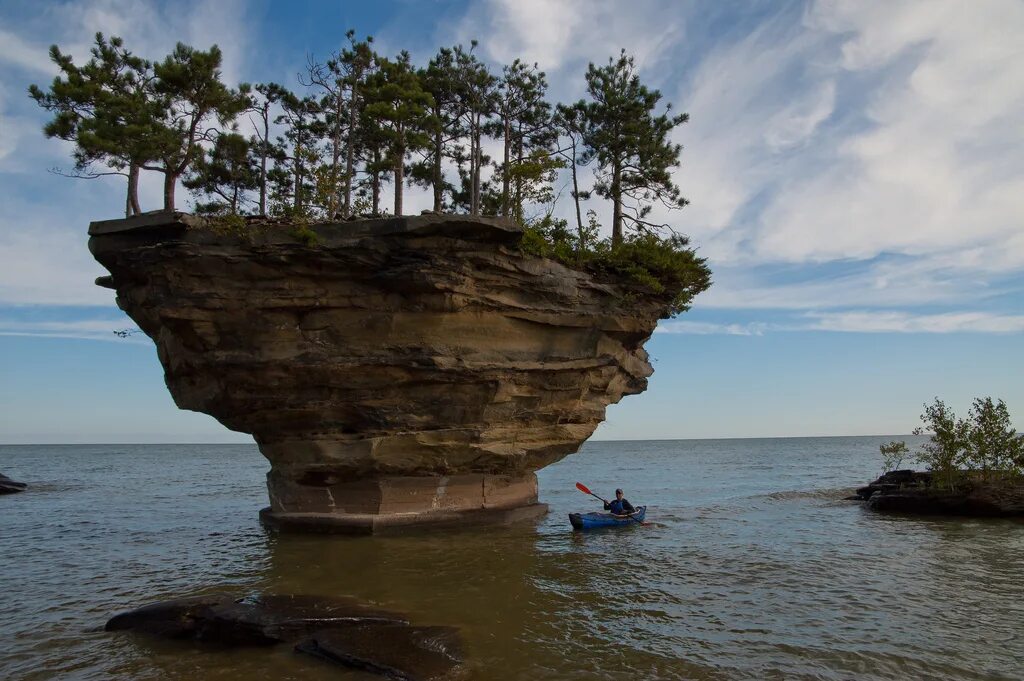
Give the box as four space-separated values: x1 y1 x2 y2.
1 439 1022 680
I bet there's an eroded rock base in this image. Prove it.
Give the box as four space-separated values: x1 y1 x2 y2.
262 472 548 533
260 502 548 535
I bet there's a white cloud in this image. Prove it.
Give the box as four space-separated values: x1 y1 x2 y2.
657 320 768 336
805 310 1024 334
0 28 54 75
657 310 1024 335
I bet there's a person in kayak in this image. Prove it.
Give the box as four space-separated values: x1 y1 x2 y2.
604 489 635 515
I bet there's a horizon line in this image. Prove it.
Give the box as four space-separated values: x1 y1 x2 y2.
0 433 921 446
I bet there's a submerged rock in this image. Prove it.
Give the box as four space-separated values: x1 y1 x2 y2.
88 212 680 532
0 472 27 494
851 470 1024 517
296 624 463 681
107 593 460 680
106 593 407 645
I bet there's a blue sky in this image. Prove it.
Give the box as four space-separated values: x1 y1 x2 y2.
0 0 1022 442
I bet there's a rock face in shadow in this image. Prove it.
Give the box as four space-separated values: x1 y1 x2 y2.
851 470 1024 516
0 473 27 494
106 593 461 680
88 212 676 531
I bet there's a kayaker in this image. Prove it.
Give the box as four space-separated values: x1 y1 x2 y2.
603 488 635 515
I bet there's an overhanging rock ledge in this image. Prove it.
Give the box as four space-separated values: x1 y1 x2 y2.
88 212 674 533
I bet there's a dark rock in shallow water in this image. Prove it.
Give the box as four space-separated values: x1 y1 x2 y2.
851 470 1024 517
296 624 463 681
200 594 409 645
105 594 232 639
106 593 460 680
0 472 27 494
853 469 932 501
106 593 407 645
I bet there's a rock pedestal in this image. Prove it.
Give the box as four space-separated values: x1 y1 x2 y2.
89 212 674 532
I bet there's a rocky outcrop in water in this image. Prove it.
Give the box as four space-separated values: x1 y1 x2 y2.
106 593 462 680
0 473 27 494
89 212 678 532
851 469 1024 516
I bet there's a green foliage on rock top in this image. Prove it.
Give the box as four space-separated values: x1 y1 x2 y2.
520 213 711 317
883 397 1024 489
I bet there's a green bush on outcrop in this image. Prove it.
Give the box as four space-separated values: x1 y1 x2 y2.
883 397 1024 490
521 214 712 317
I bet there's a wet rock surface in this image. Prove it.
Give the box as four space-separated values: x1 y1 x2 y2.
850 469 1024 516
0 473 27 494
106 593 460 678
296 624 464 681
88 212 675 531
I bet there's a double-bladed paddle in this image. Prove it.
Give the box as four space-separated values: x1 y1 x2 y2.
575 482 644 525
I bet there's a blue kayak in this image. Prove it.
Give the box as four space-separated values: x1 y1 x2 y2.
569 505 646 530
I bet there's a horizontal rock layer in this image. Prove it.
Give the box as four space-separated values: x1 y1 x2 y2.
89 212 673 530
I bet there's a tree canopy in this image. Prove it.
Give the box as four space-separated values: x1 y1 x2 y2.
31 33 711 315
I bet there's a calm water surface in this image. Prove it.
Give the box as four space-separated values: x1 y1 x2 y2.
1 438 1022 680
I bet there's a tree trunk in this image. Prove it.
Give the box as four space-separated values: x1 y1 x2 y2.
259 106 268 215
162 171 176 212
372 149 381 215
330 96 343 217
127 163 141 217
513 134 523 224
501 118 510 216
471 118 481 215
611 161 622 246
570 144 583 244
432 106 443 212
343 81 358 218
394 143 404 217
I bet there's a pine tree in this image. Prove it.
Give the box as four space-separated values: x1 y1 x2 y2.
265 86 324 217
554 102 592 242
239 82 277 216
492 59 556 222
413 46 469 212
149 43 248 211
362 51 436 217
183 132 259 215
450 42 496 215
580 50 689 245
29 33 165 216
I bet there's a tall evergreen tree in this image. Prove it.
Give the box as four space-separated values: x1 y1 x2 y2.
450 42 496 215
336 32 377 218
240 82 278 216
492 59 556 222
148 43 247 211
266 85 324 217
413 46 468 212
29 33 165 216
362 51 436 216
554 102 591 242
579 50 689 245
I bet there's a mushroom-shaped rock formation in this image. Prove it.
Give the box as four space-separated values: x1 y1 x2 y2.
89 212 676 532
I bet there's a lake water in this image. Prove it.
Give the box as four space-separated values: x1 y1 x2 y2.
1 438 1022 680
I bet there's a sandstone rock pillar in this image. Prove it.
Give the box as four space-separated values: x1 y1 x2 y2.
88 213 671 533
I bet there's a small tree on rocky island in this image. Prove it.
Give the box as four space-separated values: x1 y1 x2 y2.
29 33 165 217
885 397 1024 489
579 50 689 246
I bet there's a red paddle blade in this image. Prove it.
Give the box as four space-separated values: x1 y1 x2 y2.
575 482 592 495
